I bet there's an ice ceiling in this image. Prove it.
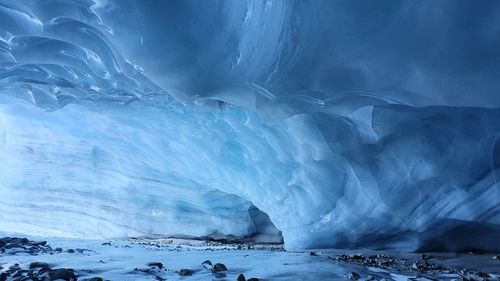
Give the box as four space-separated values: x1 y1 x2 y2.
0 0 499 251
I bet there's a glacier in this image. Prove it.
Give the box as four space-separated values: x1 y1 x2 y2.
0 0 499 252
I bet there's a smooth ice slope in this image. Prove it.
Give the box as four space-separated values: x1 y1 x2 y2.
0 0 500 251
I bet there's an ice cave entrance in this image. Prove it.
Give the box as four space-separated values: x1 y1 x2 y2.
246 205 283 244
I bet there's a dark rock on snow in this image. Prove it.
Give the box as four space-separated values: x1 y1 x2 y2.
49 268 77 281
179 268 194 276
80 278 104 281
147 262 164 269
201 259 212 269
212 263 228 272
29 262 50 269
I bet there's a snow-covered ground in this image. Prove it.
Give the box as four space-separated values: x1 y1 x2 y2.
1 233 499 281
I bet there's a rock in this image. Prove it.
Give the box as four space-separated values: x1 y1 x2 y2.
247 278 259 281
29 262 49 269
309 251 317 256
75 248 89 254
80 278 103 281
66 249 75 253
212 263 228 272
133 267 159 274
49 268 77 281
201 260 212 269
31 241 47 246
411 261 428 271
179 269 194 276
0 237 52 255
9 264 21 271
55 247 63 252
493 254 500 260
345 272 361 280
237 273 246 281
156 276 166 281
475 272 490 278
101 242 111 246
147 262 163 269
421 254 433 260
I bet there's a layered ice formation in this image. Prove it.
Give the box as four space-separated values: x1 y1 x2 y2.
0 0 499 251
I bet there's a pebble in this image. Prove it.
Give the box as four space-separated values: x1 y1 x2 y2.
179 269 194 276
212 263 228 272
147 262 164 269
80 278 103 281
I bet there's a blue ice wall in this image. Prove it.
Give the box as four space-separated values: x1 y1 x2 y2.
0 0 499 251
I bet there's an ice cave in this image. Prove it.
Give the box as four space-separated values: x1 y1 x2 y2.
0 0 499 280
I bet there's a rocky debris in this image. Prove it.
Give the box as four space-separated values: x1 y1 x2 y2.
129 237 285 252
493 254 500 260
248 278 260 281
335 254 449 273
146 262 163 269
0 262 90 281
345 271 361 280
212 263 228 272
0 237 54 255
334 253 500 281
179 268 194 276
309 251 317 256
456 270 500 281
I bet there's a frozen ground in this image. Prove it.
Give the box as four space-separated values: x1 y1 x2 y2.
1 233 499 281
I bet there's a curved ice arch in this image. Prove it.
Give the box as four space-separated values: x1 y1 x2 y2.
0 0 499 251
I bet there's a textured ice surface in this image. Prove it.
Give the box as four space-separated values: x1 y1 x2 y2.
0 0 500 251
